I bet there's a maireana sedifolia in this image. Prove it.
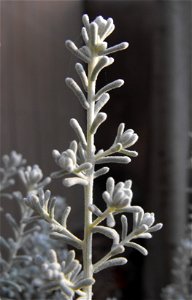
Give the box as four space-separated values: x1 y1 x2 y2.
0 15 162 300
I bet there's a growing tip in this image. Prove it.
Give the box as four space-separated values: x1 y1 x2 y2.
118 79 125 86
123 42 129 49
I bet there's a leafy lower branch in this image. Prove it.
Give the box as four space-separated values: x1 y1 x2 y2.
24 189 83 250
92 210 162 274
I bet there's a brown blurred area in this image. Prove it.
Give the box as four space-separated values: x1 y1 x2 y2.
0 0 85 229
0 1 191 299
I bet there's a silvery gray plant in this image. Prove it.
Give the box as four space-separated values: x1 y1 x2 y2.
0 152 66 299
0 15 163 300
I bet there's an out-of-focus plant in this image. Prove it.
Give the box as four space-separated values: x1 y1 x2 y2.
161 224 192 300
0 152 66 299
161 135 192 300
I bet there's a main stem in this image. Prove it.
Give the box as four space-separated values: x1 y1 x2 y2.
83 55 97 300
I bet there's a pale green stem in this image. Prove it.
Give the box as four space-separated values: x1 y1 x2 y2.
93 243 124 274
83 54 97 300
90 207 115 229
95 144 121 160
93 250 113 273
43 212 82 246
93 231 143 273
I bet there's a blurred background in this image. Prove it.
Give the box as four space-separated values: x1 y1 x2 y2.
1 1 192 299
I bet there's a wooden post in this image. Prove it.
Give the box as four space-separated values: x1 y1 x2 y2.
144 1 191 299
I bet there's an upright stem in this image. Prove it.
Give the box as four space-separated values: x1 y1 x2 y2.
83 55 97 299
